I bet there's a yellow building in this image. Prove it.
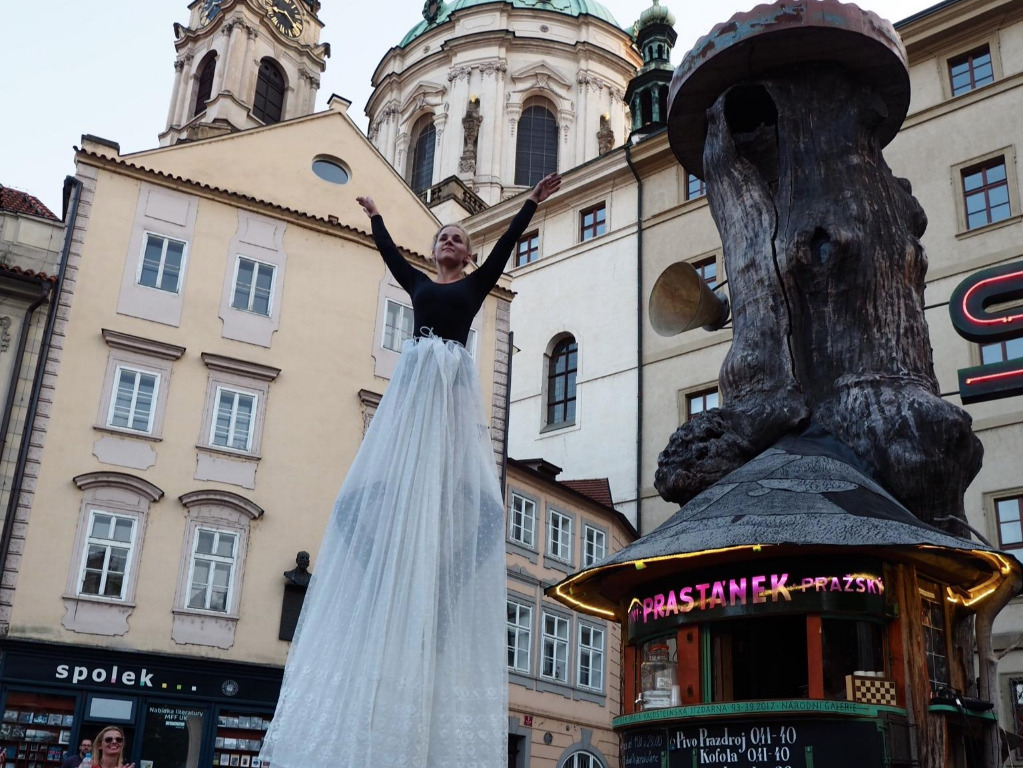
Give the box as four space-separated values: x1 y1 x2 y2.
504 458 636 768
0 15 514 759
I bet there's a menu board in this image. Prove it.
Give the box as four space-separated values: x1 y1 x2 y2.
622 719 886 768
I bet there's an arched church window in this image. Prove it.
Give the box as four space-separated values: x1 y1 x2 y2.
515 97 559 187
253 58 286 124
193 53 217 118
409 116 436 194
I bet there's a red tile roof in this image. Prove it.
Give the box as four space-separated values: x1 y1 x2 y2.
0 263 58 284
0 186 59 221
561 478 614 508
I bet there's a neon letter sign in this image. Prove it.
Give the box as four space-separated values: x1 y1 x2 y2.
949 260 1023 404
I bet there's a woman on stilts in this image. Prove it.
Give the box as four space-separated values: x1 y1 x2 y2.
260 172 561 768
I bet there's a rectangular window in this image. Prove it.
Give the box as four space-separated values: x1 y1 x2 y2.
578 625 605 690
686 173 706 200
515 231 540 267
210 387 257 451
507 601 532 673
508 493 537 548
78 511 136 599
187 528 237 612
692 256 718 288
231 257 276 316
582 525 606 567
580 203 607 242
981 336 1023 365
466 328 478 359
687 387 720 419
1011 678 1023 754
962 158 1011 230
138 233 186 293
949 45 994 96
919 582 950 693
541 612 570 682
548 510 572 563
996 496 1023 549
107 367 159 433
383 299 415 352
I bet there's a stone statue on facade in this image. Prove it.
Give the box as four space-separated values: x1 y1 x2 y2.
597 114 614 155
458 97 482 175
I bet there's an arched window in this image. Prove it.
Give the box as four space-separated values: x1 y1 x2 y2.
547 336 577 427
193 53 217 117
515 97 559 187
253 58 286 124
409 116 436 194
561 752 600 768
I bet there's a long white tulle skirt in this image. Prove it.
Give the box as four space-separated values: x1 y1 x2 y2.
260 335 507 768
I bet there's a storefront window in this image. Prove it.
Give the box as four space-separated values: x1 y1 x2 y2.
138 704 207 768
1 692 77 768
213 711 268 768
821 619 885 699
639 637 678 709
711 615 807 701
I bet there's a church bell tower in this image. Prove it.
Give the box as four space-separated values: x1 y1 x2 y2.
160 0 330 146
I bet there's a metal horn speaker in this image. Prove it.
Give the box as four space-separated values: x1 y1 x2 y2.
649 261 730 336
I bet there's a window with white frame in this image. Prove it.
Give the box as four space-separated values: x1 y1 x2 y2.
78 511 136 600
541 612 570 682
138 233 186 293
107 367 159 433
384 299 414 352
561 752 600 768
210 387 257 452
578 624 605 690
548 510 572 563
509 493 537 548
186 528 237 612
231 257 276 316
507 601 533 673
465 328 478 359
582 525 606 567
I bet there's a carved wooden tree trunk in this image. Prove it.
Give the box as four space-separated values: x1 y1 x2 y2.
655 65 983 530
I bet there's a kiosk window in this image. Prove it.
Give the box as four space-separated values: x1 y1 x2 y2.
711 615 807 701
821 619 885 699
920 583 950 691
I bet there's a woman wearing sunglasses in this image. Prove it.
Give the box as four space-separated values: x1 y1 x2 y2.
92 727 134 768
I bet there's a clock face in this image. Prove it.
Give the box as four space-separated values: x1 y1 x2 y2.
198 0 221 26
265 0 304 38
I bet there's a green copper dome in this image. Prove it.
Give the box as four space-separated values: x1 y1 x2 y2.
637 0 675 30
400 0 622 48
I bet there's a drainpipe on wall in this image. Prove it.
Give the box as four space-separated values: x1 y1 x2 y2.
625 141 644 534
0 279 53 470
501 330 515 494
0 176 82 581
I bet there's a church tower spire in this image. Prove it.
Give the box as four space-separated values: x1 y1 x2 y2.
625 0 677 138
160 0 330 146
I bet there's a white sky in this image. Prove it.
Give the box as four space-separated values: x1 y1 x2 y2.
1 0 937 214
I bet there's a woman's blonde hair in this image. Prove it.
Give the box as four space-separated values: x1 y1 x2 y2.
93 726 126 765
431 224 474 262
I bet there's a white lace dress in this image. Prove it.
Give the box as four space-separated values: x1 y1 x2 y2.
260 335 507 768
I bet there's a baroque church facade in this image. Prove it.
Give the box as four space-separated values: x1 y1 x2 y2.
365 0 642 205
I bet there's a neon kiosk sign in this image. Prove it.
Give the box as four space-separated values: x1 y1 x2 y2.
949 260 1023 403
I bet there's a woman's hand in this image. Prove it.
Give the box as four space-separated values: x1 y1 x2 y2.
528 173 562 204
356 196 380 218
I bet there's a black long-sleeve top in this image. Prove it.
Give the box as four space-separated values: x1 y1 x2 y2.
370 199 538 346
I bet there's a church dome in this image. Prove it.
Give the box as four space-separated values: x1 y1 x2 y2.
400 0 622 47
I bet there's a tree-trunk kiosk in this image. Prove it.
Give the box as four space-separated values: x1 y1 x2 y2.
550 3 1023 767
